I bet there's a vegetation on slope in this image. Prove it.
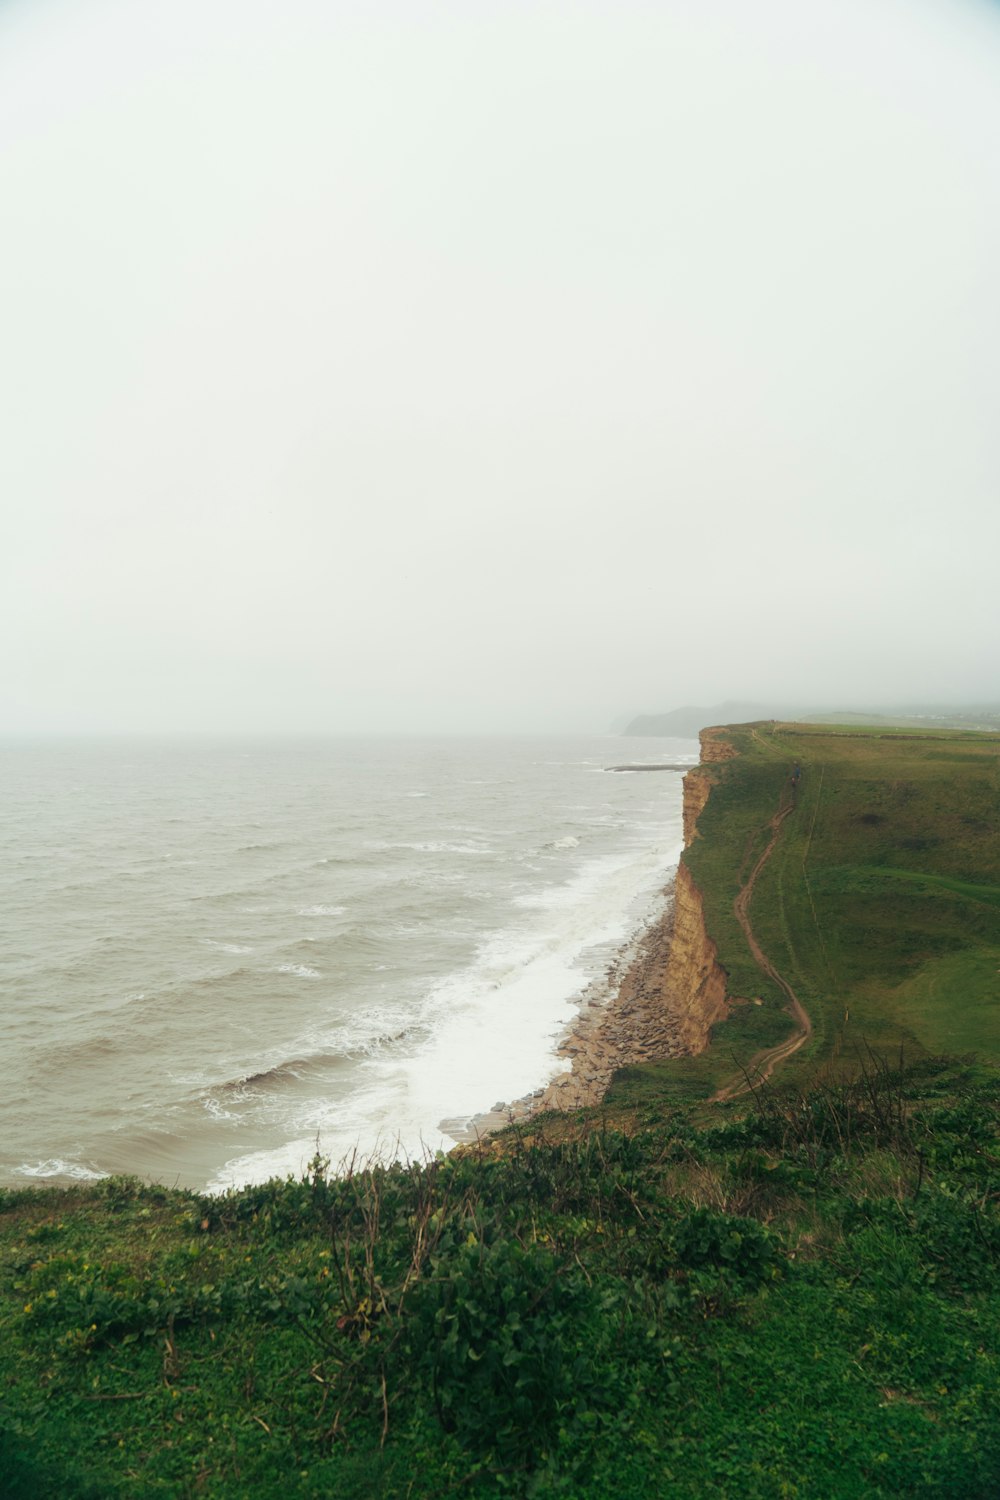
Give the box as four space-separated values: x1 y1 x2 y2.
1 1057 999 1498
612 723 1000 1107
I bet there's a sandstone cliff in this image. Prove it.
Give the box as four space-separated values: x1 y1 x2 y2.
661 860 729 1054
699 726 739 763
662 729 732 1054
682 767 714 844
465 731 735 1130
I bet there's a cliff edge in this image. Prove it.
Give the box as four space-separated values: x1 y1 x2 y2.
661 731 731 1054
459 730 734 1133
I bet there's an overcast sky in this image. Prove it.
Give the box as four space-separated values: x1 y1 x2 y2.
2 0 998 734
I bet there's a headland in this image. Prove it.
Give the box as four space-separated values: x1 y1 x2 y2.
469 716 1000 1134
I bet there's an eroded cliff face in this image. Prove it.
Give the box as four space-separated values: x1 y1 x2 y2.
509 732 736 1116
663 734 733 1054
682 767 714 845
663 861 729 1054
531 743 732 1105
699 727 738 763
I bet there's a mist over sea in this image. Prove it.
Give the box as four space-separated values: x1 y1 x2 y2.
1 736 691 1192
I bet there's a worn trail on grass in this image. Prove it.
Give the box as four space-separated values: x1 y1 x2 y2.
714 787 813 1101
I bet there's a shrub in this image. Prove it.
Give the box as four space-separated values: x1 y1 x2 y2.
671 1208 780 1288
404 1233 601 1466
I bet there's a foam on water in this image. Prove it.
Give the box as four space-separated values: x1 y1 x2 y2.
207 832 683 1191
15 1158 108 1181
0 733 694 1191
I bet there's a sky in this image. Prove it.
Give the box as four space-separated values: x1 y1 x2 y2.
2 0 999 734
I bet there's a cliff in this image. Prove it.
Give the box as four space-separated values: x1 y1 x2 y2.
465 731 733 1127
699 726 740 762
681 766 714 844
661 736 731 1053
661 861 729 1054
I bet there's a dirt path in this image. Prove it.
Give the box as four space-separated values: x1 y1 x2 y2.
713 788 813 1101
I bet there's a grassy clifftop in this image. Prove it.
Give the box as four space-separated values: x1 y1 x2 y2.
612 721 1000 1107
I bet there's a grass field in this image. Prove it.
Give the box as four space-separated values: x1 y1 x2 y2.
609 722 1000 1107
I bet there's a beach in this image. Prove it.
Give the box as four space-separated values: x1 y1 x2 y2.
451 876 683 1139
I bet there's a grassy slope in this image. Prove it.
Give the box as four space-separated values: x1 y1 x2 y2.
1 1060 999 1499
611 723 1000 1108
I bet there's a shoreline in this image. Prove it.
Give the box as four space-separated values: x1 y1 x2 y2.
445 874 684 1142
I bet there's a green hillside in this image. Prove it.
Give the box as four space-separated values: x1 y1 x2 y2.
613 723 1000 1108
2 1060 998 1498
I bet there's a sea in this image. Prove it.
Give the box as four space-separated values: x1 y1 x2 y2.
0 735 693 1194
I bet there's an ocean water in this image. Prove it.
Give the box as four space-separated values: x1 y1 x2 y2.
0 735 692 1193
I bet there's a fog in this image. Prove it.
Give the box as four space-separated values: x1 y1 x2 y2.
2 0 998 734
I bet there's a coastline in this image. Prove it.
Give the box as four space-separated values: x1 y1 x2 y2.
447 874 684 1141
450 732 730 1143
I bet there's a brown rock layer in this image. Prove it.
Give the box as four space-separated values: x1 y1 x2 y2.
535 895 683 1110
659 860 729 1054
452 729 733 1140
682 767 714 844
700 727 738 762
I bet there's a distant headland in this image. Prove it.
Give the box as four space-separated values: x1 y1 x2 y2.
622 701 1000 737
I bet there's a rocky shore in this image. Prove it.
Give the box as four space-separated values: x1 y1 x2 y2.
447 880 686 1141
448 732 732 1144
535 889 684 1110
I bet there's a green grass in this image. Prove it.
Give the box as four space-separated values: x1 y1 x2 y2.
617 722 1000 1102
883 949 1000 1056
1 1060 998 1497
847 866 1000 909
